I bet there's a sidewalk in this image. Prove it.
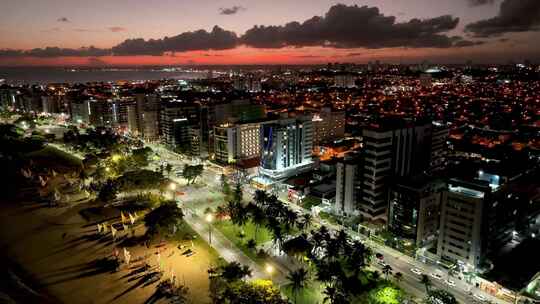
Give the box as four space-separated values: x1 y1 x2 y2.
183 211 276 282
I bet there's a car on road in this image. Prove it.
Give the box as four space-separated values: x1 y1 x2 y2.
430 272 443 280
473 294 487 302
445 279 456 287
410 268 423 275
377 260 387 267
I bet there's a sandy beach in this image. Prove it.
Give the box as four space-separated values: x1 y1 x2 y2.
0 199 219 304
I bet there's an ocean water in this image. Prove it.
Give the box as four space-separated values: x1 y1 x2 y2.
0 67 208 85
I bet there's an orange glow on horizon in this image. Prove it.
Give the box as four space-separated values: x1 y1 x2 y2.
0 45 506 66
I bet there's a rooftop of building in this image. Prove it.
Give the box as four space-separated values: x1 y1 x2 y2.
362 116 433 132
393 173 442 191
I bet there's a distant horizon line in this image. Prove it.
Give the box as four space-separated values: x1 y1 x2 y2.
0 62 537 69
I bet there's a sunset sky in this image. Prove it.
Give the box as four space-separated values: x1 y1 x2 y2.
1 0 539 66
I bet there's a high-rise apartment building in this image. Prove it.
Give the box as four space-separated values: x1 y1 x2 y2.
127 92 160 139
160 101 201 151
71 100 91 124
214 100 265 125
259 116 314 180
334 121 435 222
359 122 432 220
335 152 363 216
214 122 262 165
430 122 450 171
388 174 444 247
437 168 540 270
312 107 346 146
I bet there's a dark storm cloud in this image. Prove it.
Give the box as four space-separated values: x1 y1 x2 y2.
468 0 494 7
0 46 109 58
1 4 485 58
240 4 468 49
219 6 245 15
465 0 540 37
111 26 238 55
57 17 70 23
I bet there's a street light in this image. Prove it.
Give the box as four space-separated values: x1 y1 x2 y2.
170 182 177 200
206 213 213 245
266 263 274 282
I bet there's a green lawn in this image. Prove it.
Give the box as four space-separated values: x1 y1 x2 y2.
169 220 221 263
300 195 322 210
281 281 325 304
319 211 341 226
213 219 272 264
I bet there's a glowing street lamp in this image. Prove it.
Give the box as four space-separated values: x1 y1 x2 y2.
266 264 274 280
206 213 213 245
170 182 177 200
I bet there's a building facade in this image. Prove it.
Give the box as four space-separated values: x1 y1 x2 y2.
160 101 201 151
312 107 346 146
359 122 432 221
437 168 540 270
335 152 363 216
259 117 314 180
430 122 449 171
214 122 262 165
388 175 444 247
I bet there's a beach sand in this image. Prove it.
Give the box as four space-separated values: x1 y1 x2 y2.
0 200 218 304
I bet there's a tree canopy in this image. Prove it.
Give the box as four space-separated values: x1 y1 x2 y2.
115 169 165 192
143 200 184 238
182 164 203 184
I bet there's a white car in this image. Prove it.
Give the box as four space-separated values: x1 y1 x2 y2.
430 272 443 280
410 268 423 275
377 260 387 267
445 279 456 287
473 294 487 302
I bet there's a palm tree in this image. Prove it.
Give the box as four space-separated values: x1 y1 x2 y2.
165 163 173 177
325 238 341 261
371 270 381 282
382 264 393 280
323 286 338 304
286 268 310 304
232 182 243 203
319 225 331 242
270 224 284 253
251 205 266 242
246 239 257 251
347 241 368 276
253 189 267 206
420 274 432 294
322 286 348 304
394 272 403 284
219 261 252 282
301 213 312 231
335 230 349 253
283 209 298 232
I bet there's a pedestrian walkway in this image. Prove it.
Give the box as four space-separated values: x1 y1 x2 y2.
183 212 272 281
